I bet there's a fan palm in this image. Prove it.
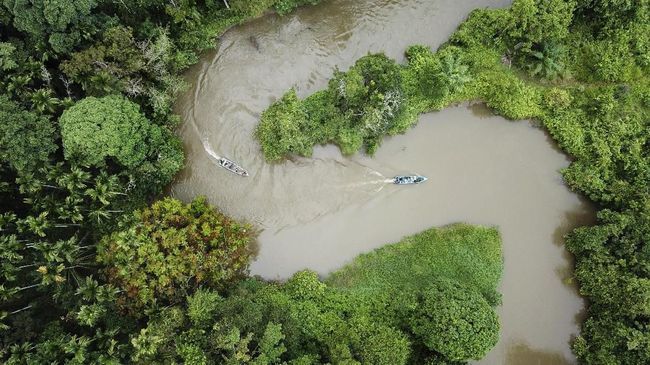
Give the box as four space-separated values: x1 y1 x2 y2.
526 42 567 81
439 53 472 94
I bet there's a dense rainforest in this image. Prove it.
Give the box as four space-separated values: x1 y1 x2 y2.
0 0 648 364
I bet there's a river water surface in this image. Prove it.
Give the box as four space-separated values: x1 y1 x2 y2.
171 0 595 364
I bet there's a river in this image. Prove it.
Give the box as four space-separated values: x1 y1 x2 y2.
170 0 595 364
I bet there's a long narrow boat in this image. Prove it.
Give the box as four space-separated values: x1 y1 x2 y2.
218 157 249 177
392 175 427 185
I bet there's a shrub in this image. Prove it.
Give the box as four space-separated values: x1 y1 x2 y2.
274 0 321 15
521 41 568 80
230 0 276 17
480 71 543 120
543 87 573 110
403 45 447 107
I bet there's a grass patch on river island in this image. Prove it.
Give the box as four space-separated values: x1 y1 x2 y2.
328 224 503 306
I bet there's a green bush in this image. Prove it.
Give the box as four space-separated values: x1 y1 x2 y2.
520 41 568 80
479 71 544 120
403 45 447 108
230 0 277 17
274 0 321 15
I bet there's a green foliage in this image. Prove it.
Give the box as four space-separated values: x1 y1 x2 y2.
0 96 57 172
403 45 447 108
256 89 313 162
257 53 414 161
565 206 650 365
522 41 567 80
406 279 500 361
449 7 511 49
96 197 254 313
230 0 276 17
131 274 409 364
125 232 500 365
572 310 650 365
59 95 152 168
438 49 472 94
575 29 644 82
328 224 503 305
330 53 412 153
254 3 650 364
353 319 411 365
479 70 544 120
1 1 323 364
274 0 321 16
575 0 647 33
0 42 18 71
57 94 183 197
1 0 99 56
501 0 576 58
60 26 145 96
542 84 649 206
328 225 503 363
187 289 223 327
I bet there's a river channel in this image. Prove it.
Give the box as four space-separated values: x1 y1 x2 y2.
170 0 595 363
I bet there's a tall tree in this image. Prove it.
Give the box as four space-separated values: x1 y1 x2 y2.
0 96 57 173
59 95 153 169
1 0 99 56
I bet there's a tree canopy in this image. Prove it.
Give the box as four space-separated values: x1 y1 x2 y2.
0 96 57 172
407 279 500 361
59 95 152 168
1 0 648 364
97 197 254 313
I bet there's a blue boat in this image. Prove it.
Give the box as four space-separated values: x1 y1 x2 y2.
392 175 427 185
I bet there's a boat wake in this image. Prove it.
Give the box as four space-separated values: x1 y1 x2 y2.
202 138 222 161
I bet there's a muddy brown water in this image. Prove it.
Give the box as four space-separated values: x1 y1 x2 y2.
170 0 595 363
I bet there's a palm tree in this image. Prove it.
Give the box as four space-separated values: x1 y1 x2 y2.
85 71 119 96
7 75 32 98
16 173 43 195
85 172 127 212
30 89 60 114
19 212 51 237
526 41 566 81
57 167 91 192
56 195 84 224
438 53 472 94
